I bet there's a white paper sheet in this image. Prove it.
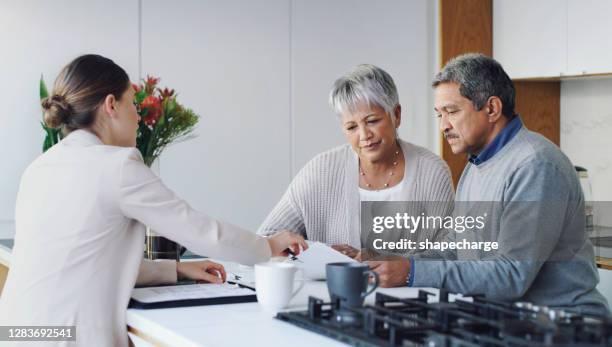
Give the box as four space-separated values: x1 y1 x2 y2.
289 241 357 279
131 283 254 304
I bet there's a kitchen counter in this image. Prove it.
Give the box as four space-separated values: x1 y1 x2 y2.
591 225 612 260
0 237 448 346
126 260 447 347
1 224 612 346
0 239 11 267
0 221 14 267
0 238 10 293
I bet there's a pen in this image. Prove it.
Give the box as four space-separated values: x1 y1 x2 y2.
286 249 299 261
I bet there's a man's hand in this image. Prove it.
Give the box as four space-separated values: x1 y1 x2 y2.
267 230 309 257
366 257 411 288
177 260 227 284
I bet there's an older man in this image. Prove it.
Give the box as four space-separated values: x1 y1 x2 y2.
370 53 609 316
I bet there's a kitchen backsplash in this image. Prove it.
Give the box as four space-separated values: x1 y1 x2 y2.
561 78 612 226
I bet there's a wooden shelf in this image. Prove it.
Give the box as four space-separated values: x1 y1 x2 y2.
596 256 612 271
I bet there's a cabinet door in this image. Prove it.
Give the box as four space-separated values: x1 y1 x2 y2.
568 0 612 75
493 0 567 79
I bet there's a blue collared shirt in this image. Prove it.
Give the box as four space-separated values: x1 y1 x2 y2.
468 115 523 166
407 257 415 287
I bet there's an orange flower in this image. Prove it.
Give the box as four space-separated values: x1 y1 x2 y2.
132 83 141 93
145 76 159 87
144 76 160 94
141 95 163 126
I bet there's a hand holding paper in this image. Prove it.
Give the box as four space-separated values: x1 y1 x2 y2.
288 241 357 279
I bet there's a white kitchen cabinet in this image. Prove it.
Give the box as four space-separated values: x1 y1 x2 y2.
494 0 612 79
493 0 567 79
567 0 612 75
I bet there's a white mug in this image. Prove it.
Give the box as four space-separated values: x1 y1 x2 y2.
254 262 304 313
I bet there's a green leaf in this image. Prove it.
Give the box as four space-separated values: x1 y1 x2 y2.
156 113 166 127
39 75 48 100
135 90 147 104
40 75 53 152
164 97 177 115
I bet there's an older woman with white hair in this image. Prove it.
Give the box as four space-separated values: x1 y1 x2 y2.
258 64 454 286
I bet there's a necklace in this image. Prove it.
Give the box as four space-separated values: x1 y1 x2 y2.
360 147 401 190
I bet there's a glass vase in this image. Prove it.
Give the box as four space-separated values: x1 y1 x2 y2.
143 159 186 261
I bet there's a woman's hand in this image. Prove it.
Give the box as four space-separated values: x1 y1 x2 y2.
176 260 227 284
331 244 360 259
332 245 380 261
267 230 308 257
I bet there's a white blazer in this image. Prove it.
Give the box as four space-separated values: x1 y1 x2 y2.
0 130 271 347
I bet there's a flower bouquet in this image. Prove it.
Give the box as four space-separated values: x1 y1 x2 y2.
133 76 199 167
40 75 200 167
40 75 200 260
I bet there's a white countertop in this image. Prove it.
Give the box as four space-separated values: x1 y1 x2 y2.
0 220 14 267
0 220 15 239
0 236 444 346
126 260 449 347
1 220 610 346
0 245 10 267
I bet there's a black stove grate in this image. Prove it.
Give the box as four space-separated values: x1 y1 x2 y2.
276 290 612 347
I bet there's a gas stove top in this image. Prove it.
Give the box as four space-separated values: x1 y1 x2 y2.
276 290 611 347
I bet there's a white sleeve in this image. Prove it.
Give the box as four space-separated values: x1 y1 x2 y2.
117 149 271 265
136 259 177 285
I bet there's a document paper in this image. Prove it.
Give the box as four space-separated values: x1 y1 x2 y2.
131 283 254 304
291 241 357 280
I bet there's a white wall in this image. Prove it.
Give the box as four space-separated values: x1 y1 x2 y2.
561 78 612 226
290 0 435 171
143 0 292 230
0 0 139 221
1 0 437 231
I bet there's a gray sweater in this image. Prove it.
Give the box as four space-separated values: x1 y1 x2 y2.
258 139 455 248
413 127 609 315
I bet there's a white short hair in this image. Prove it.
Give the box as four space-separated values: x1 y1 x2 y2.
329 64 399 117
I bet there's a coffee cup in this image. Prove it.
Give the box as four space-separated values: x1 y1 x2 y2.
326 262 379 309
254 262 304 313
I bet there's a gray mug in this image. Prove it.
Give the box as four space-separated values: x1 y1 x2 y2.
326 262 379 309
